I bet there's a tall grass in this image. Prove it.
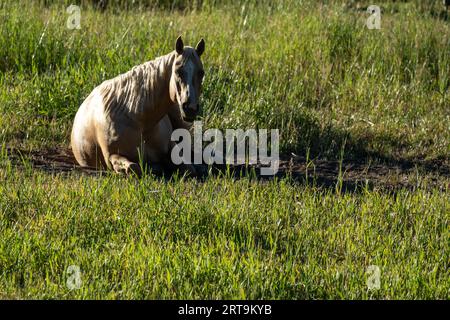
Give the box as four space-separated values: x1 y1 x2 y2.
0 1 450 159
1 0 449 161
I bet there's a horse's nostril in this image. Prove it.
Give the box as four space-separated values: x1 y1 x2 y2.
189 105 198 114
182 102 197 114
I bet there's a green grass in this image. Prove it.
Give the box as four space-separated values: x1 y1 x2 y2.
1 0 449 160
0 0 449 299
0 162 448 299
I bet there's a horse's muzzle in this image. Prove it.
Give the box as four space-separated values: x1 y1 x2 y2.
182 103 199 122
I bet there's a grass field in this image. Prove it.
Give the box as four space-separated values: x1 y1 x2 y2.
0 0 449 299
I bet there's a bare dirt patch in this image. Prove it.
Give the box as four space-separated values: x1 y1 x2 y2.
5 147 449 191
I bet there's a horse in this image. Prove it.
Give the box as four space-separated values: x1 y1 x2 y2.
71 36 205 176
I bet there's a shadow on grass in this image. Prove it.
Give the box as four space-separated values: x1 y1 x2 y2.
5 140 449 194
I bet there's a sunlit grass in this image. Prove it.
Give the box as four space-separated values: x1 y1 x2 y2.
0 162 448 299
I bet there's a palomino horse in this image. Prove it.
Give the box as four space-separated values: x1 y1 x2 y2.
71 36 205 175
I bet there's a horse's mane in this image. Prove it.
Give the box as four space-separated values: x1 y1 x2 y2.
99 51 176 116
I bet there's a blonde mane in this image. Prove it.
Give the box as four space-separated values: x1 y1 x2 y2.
99 51 177 117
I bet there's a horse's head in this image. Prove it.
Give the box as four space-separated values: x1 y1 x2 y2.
170 36 205 122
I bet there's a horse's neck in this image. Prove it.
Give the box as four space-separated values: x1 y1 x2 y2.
139 52 176 125
120 53 174 126
100 51 176 127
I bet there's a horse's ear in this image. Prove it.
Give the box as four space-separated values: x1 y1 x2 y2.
175 36 184 55
195 38 205 57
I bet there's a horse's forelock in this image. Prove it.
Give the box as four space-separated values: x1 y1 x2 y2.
175 47 202 68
